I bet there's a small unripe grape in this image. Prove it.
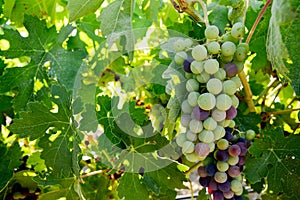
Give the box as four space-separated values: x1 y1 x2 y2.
226 106 237 120
221 41 236 56
173 38 186 52
230 95 239 108
212 109 226 122
204 59 219 74
191 61 204 74
203 117 218 130
195 142 210 157
224 62 238 77
228 120 236 128
235 61 244 72
217 139 229 150
230 179 243 193
198 93 216 110
216 161 229 172
216 94 232 111
227 155 239 166
231 22 245 39
192 106 209 121
205 25 219 40
234 46 247 61
207 78 223 95
231 76 242 88
208 142 216 152
186 79 199 92
207 41 220 54
183 58 194 73
189 119 203 133
182 141 195 154
181 100 193 114
188 92 200 107
246 129 256 140
219 119 231 128
223 80 237 95
176 133 187 147
185 72 193 79
220 54 234 63
198 130 215 143
196 72 210 83
180 114 192 127
174 51 188 64
222 32 239 43
192 45 207 61
213 68 226 81
185 152 201 162
213 126 226 140
186 130 198 142
214 171 228 183
184 38 194 48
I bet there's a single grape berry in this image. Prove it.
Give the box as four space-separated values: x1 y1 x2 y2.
206 163 218 176
198 93 216 111
231 22 245 39
224 62 238 77
208 179 218 191
207 41 220 54
198 166 208 177
221 41 236 57
183 58 194 73
199 177 210 187
216 94 232 111
180 114 191 127
216 150 229 162
213 190 224 200
195 142 210 157
204 59 219 74
214 171 228 183
191 61 204 74
186 79 199 92
246 129 256 140
192 106 209 120
192 45 207 61
226 106 237 120
173 38 186 52
205 25 219 40
218 181 231 192
228 144 241 156
174 51 188 64
189 119 203 133
207 78 223 95
228 166 241 178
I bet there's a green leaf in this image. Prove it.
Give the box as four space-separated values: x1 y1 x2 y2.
118 173 149 200
208 3 228 34
235 112 261 132
244 127 300 199
0 142 22 192
67 0 104 22
197 188 211 200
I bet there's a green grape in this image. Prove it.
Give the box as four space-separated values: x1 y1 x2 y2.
192 45 207 61
205 25 219 40
189 119 203 133
237 43 249 52
184 38 194 49
186 130 198 142
181 100 193 114
220 54 234 63
246 129 256 140
198 93 216 110
230 179 243 193
230 76 242 88
213 126 226 140
207 41 220 54
234 46 247 61
208 142 216 152
231 22 245 39
186 152 205 162
204 59 219 74
198 130 215 143
196 72 210 83
188 92 200 107
217 139 229 150
186 79 199 92
182 141 195 154
191 61 204 74
212 109 226 122
173 38 186 52
181 114 192 127
185 72 193 79
223 80 237 95
203 117 217 131
216 94 232 111
219 119 231 128
213 68 226 80
230 95 239 108
207 78 223 95
227 155 239 166
222 32 239 43
234 188 243 196
176 133 187 147
174 51 188 64
235 61 244 72
228 120 235 128
214 171 228 183
217 161 229 172
221 41 236 56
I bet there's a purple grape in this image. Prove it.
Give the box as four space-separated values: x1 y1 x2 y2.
206 163 218 176
199 177 210 187
183 58 194 73
213 191 224 200
195 142 210 157
224 63 238 77
238 156 246 165
209 179 218 191
234 196 244 200
237 138 246 143
218 181 231 192
226 106 237 120
228 144 241 156
245 140 252 148
216 150 229 162
192 106 209 120
223 190 234 199
198 166 208 177
224 129 234 142
237 142 248 156
228 166 241 177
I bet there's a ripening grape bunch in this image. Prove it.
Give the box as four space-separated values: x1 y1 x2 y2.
169 22 254 199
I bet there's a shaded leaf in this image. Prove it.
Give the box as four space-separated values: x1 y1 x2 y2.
67 0 104 22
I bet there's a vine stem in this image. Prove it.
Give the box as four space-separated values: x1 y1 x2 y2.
268 108 300 115
246 0 273 44
195 0 210 27
184 161 203 176
80 169 107 179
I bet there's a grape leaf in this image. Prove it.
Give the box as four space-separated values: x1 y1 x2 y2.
245 127 300 199
0 142 22 192
235 112 261 132
208 3 228 34
118 173 149 200
67 0 104 22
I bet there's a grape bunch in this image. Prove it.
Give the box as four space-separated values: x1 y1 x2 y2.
149 104 166 132
168 22 252 199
